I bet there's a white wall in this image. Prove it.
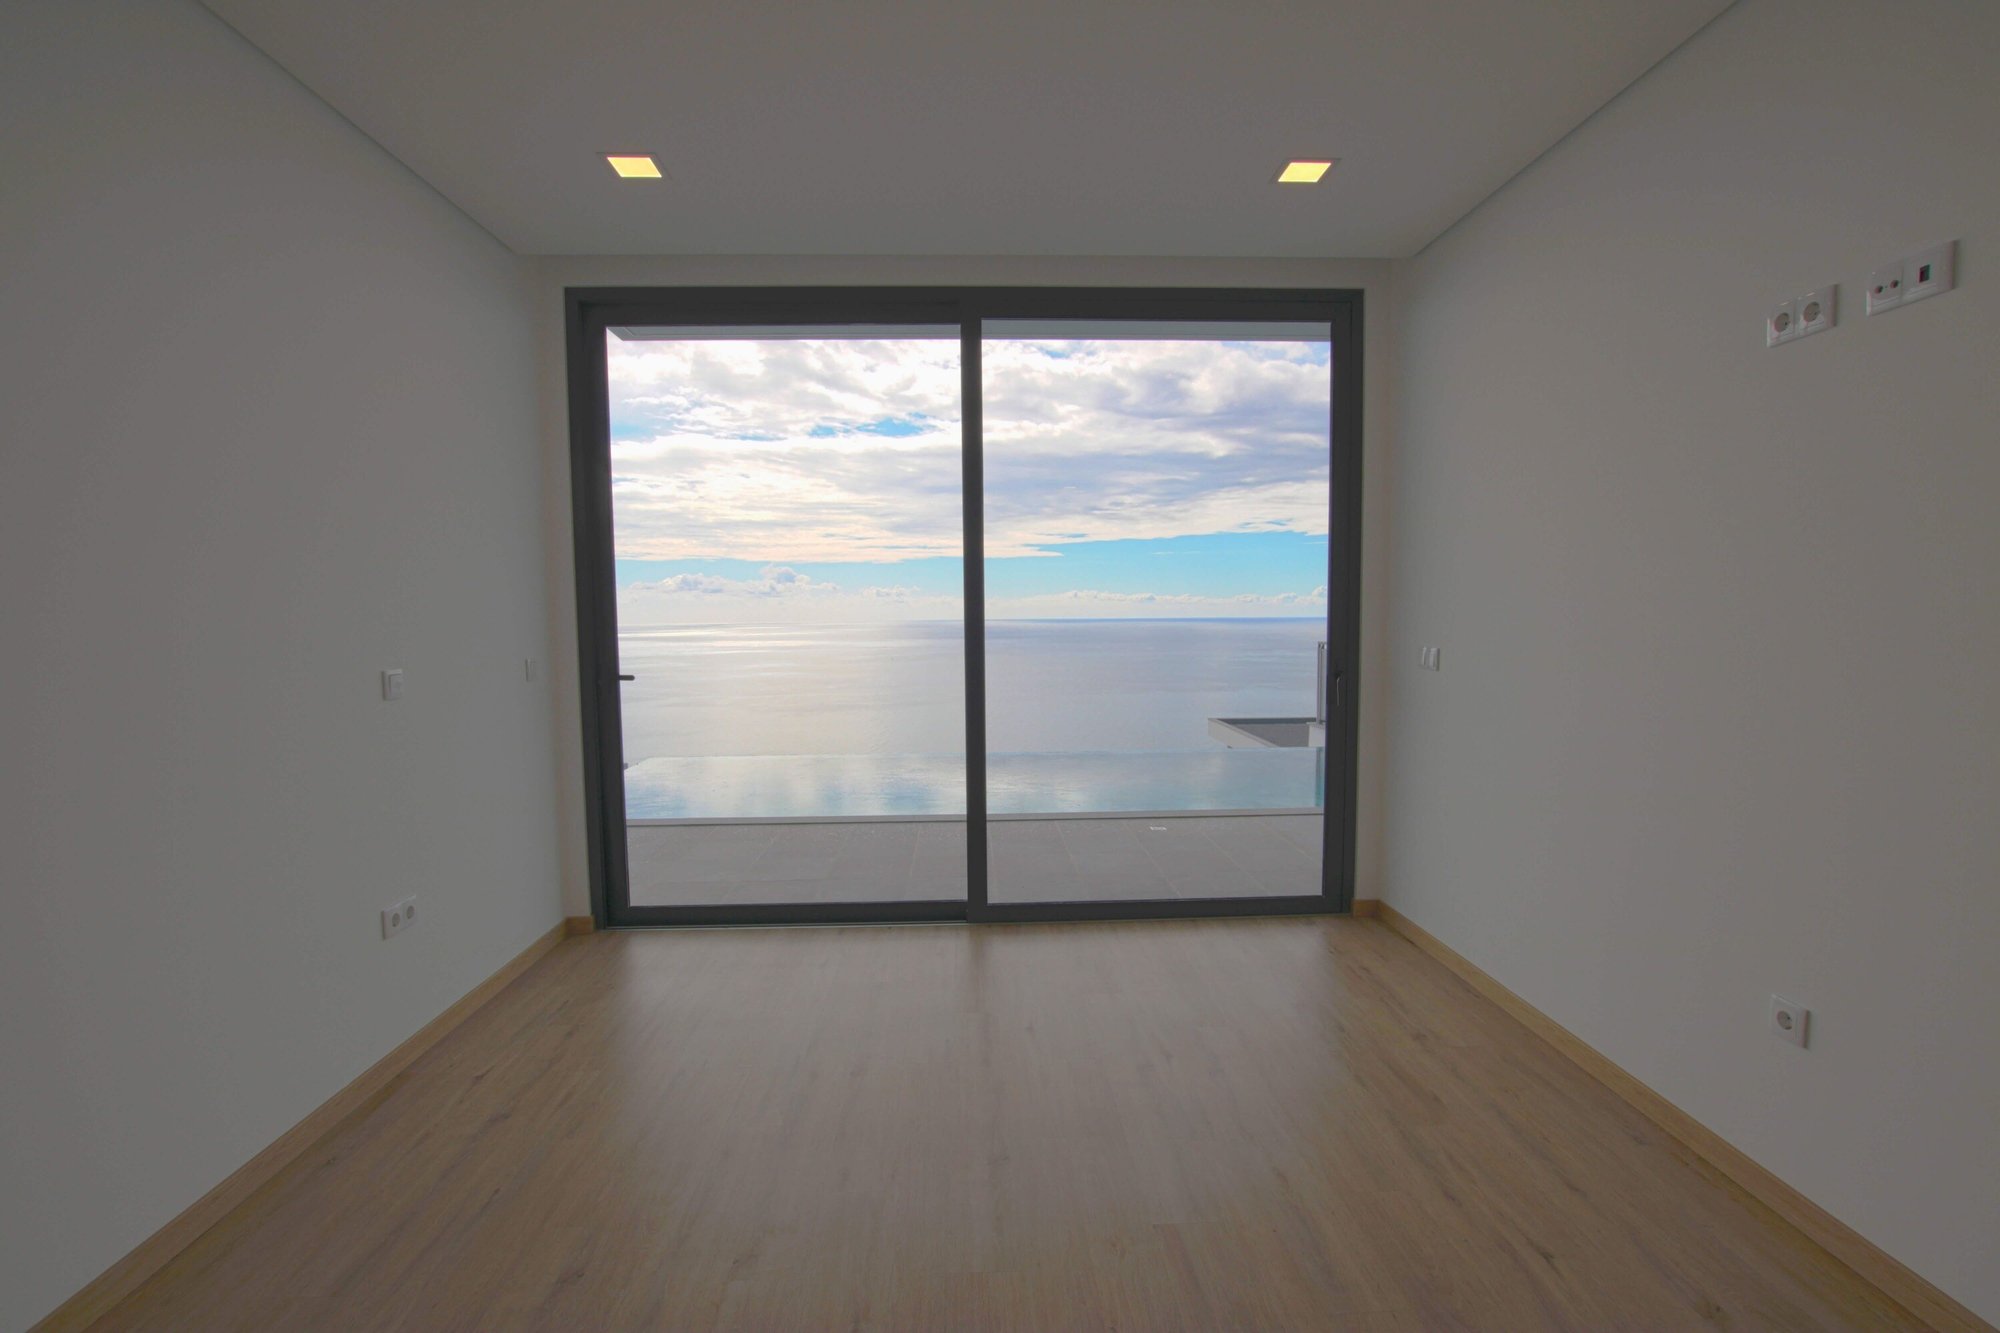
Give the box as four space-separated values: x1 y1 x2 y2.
0 4 562 1328
1387 0 2000 1320
531 254 1395 920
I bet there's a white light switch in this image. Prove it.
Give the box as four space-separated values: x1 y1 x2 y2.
381 669 404 701
1420 646 1442 671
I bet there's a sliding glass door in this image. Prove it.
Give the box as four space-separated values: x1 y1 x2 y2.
569 290 1358 926
599 320 968 920
981 321 1333 910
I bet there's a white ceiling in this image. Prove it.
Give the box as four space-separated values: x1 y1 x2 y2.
201 0 1727 258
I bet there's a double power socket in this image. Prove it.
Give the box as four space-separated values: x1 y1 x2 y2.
1767 239 1957 347
381 896 420 939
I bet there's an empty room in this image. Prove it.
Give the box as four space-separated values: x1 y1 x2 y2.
3 1 1996 1329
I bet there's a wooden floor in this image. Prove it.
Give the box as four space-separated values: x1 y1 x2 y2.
93 919 1916 1331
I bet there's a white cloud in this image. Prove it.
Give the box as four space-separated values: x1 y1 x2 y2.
606 335 1329 563
987 586 1327 619
618 567 1323 626
632 564 835 598
619 565 961 625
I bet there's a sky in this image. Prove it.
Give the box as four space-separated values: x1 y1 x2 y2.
607 332 1332 623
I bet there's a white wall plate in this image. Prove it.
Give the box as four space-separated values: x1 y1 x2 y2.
1766 298 1799 346
1795 285 1836 338
1902 241 1956 305
1865 264 1905 315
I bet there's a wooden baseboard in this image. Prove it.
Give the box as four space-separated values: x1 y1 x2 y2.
1350 897 1382 917
32 919 574 1333
564 915 596 935
1368 902 1993 1333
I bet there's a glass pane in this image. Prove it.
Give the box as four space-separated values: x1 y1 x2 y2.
982 320 1331 905
606 326 966 908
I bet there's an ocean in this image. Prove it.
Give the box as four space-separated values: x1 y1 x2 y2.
617 618 1327 819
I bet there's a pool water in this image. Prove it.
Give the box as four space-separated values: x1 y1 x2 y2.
624 749 1325 820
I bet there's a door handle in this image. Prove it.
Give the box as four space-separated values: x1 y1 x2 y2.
617 674 635 682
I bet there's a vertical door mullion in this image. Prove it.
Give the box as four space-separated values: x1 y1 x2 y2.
592 310 635 924
1325 300 1361 913
1319 307 1341 912
568 301 632 927
961 310 989 920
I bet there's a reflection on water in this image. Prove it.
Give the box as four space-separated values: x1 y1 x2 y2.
616 619 1322 759
624 750 1324 819
617 620 1328 819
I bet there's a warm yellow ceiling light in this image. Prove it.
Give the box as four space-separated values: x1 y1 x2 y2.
605 154 662 179
1277 159 1335 184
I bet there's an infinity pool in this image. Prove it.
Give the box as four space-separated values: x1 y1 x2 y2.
623 749 1325 820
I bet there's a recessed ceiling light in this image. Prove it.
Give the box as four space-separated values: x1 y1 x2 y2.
605 153 662 179
1276 159 1336 184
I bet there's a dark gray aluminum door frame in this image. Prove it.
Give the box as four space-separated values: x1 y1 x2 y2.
564 286 1362 928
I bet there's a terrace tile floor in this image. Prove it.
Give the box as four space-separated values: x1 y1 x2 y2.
626 813 1325 906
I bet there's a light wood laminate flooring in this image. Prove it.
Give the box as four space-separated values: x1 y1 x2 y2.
92 919 1917 1331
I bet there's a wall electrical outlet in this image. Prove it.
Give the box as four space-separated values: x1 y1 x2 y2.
1868 241 1957 315
381 896 419 939
1795 285 1836 337
1865 264 1905 314
1765 298 1800 346
1770 994 1809 1048
1902 240 1956 306
1769 286 1836 346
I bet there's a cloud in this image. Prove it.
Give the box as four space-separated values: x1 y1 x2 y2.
629 564 838 600
619 568 1323 626
641 572 733 596
606 335 1330 564
619 564 961 625
987 586 1327 619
